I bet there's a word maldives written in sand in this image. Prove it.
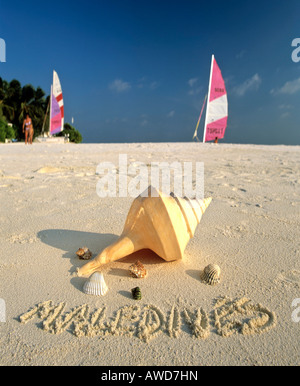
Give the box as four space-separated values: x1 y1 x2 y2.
19 297 277 342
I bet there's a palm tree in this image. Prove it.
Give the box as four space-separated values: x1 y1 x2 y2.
0 76 82 142
0 77 15 122
17 84 48 138
19 84 35 122
0 78 49 139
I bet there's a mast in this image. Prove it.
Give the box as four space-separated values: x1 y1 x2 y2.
193 94 207 142
203 54 214 143
41 100 50 136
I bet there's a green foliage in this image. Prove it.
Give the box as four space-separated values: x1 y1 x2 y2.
0 76 82 143
0 119 16 142
58 123 83 143
0 77 46 139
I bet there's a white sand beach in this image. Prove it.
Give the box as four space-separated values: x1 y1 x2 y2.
0 142 299 366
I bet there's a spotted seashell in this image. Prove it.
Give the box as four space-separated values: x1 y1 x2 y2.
131 287 142 300
83 272 108 296
200 264 221 285
76 247 92 260
129 261 147 278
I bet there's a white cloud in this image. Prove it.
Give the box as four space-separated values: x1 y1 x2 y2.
278 104 294 110
236 50 246 59
141 119 148 127
233 74 262 96
167 110 175 118
109 79 131 93
278 104 293 120
188 87 202 96
150 81 159 90
188 78 198 87
137 78 159 90
280 111 291 119
271 77 300 95
188 78 203 96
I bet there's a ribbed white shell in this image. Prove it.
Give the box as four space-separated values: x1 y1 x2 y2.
83 272 108 296
201 264 221 285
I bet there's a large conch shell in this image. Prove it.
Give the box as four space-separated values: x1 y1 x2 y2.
77 186 212 277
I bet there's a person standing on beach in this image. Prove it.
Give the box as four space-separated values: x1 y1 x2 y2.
22 113 34 144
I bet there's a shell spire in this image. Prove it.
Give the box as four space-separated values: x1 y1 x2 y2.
77 186 212 277
170 193 212 238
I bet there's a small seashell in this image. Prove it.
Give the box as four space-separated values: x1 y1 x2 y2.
76 247 92 260
131 287 142 300
83 272 108 296
129 260 147 278
200 264 221 285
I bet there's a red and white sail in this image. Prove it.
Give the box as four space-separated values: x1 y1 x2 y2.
203 55 228 143
49 70 64 135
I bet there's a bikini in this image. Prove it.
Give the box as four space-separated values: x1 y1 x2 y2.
25 119 32 131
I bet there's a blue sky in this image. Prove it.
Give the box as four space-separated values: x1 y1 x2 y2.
0 0 300 144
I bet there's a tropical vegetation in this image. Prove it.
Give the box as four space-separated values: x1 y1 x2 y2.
57 123 82 143
0 119 16 142
0 77 82 142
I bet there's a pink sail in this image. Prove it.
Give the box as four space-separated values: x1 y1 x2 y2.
49 70 64 135
203 55 228 143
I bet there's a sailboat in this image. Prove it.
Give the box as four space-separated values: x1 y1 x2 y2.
193 55 228 143
49 70 64 135
38 70 65 142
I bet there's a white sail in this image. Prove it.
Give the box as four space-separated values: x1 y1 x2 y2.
49 70 64 135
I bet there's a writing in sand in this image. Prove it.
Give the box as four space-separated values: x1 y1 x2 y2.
19 296 276 343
